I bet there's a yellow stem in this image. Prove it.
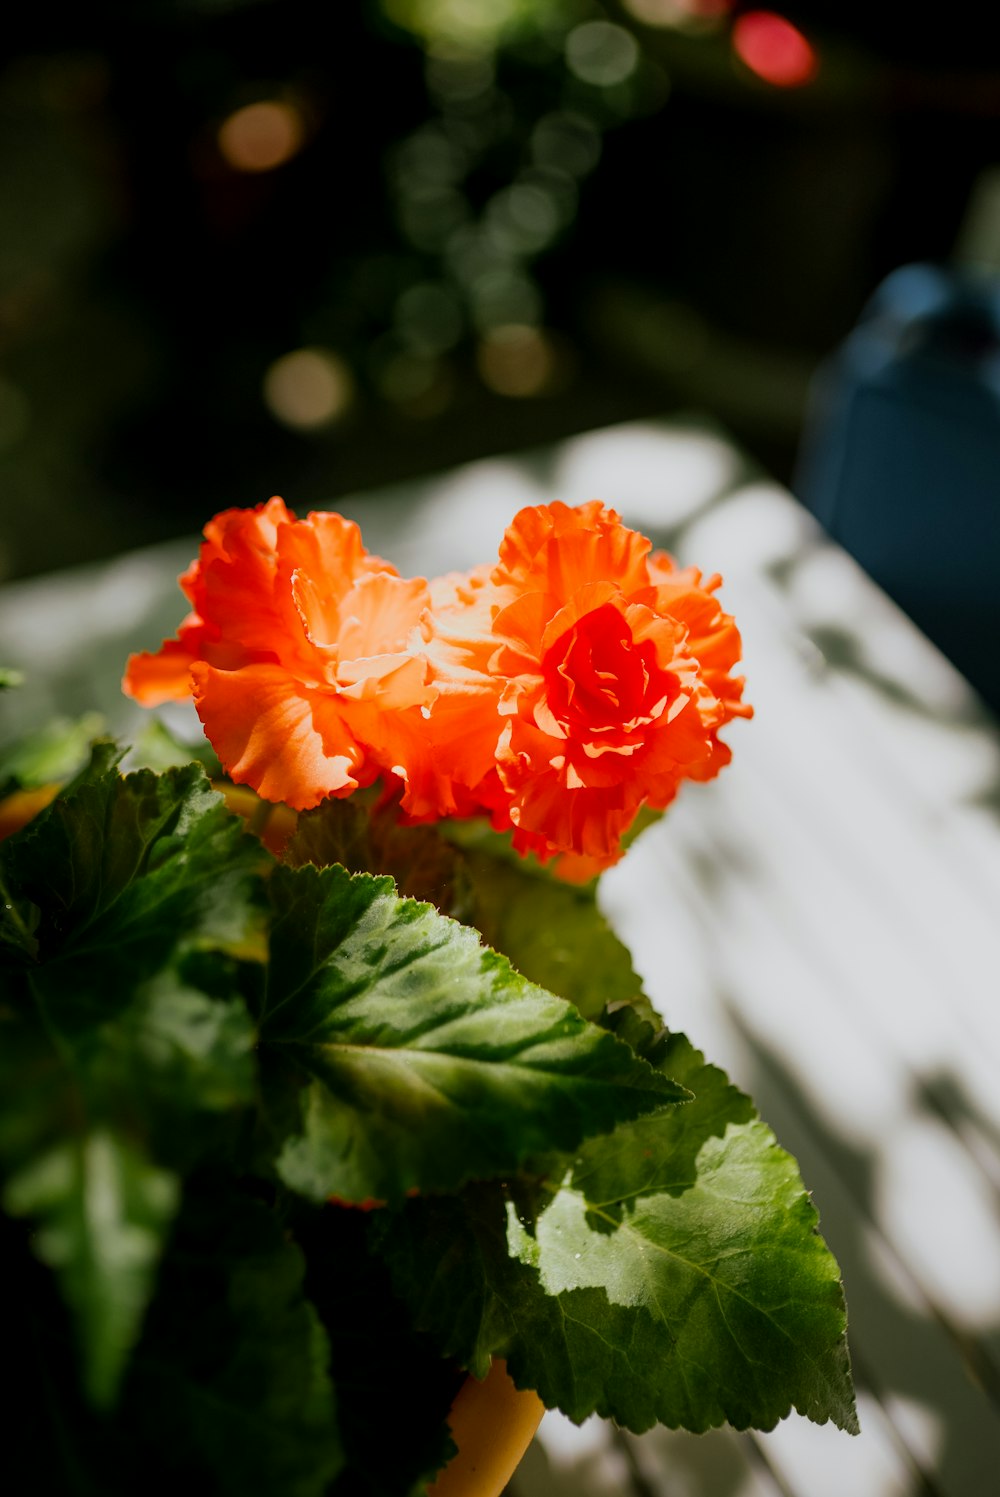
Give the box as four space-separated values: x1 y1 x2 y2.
427 1359 544 1497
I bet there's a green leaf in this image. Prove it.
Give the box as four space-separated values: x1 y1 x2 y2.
0 970 256 1403
288 800 662 1032
295 1205 462 1497
0 746 265 1406
0 746 261 1164
121 717 223 777
376 1033 857 1436
263 863 687 1205
121 1187 343 1497
463 842 654 1028
285 794 472 916
90 970 258 1135
3 1131 179 1410
0 665 25 690
0 711 105 796
0 741 268 981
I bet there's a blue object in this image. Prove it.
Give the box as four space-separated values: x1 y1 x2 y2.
795 263 1000 715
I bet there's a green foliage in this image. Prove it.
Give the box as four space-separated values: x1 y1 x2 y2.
0 745 264 1405
296 1205 462 1497
463 840 656 1030
120 1189 344 1497
0 709 105 795
4 1131 178 1411
286 794 472 916
265 861 686 1204
122 716 223 777
3 1188 345 1497
1 740 267 968
0 741 857 1491
374 1034 857 1435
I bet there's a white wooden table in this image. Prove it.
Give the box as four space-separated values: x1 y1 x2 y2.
3 419 1000 1497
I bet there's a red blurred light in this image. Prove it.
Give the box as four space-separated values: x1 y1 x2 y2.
732 10 818 88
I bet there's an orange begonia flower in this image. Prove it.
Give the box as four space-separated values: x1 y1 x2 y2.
123 499 434 810
123 496 749 875
419 501 751 873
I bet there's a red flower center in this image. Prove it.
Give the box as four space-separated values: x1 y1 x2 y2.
543 603 672 734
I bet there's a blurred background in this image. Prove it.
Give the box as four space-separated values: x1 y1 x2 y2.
1 0 999 587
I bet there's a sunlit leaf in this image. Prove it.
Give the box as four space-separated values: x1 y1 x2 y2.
264 862 687 1205
376 1033 857 1435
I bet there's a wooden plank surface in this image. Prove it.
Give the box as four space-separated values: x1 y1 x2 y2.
3 418 1000 1497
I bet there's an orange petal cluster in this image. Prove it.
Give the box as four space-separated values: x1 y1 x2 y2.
420 501 751 873
124 498 433 809
123 497 750 873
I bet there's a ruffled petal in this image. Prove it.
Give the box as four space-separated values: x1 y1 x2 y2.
122 613 214 705
335 572 430 659
495 501 652 599
280 512 392 650
123 639 199 706
388 678 506 820
336 652 429 708
644 555 752 723
194 499 296 659
191 661 368 809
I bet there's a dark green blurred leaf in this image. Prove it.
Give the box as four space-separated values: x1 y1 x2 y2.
3 1130 178 1411
297 1205 461 1497
121 717 222 777
0 711 105 796
463 840 658 1029
0 746 265 1406
121 1188 343 1497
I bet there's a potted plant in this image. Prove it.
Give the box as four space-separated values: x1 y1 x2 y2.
0 497 856 1495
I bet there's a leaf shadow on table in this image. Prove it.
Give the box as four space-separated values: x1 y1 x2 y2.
803 617 1000 840
722 1011 1000 1497
582 800 1000 1496
964 770 1000 827
509 1415 762 1497
800 623 963 722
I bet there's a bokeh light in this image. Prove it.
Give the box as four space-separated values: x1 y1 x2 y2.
392 125 467 188
425 49 495 105
385 0 537 49
395 281 464 354
476 323 557 396
530 112 601 178
398 184 469 250
263 348 355 429
622 0 732 29
565 22 640 88
467 267 543 331
731 11 819 88
377 351 454 416
485 182 560 254
217 99 306 173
